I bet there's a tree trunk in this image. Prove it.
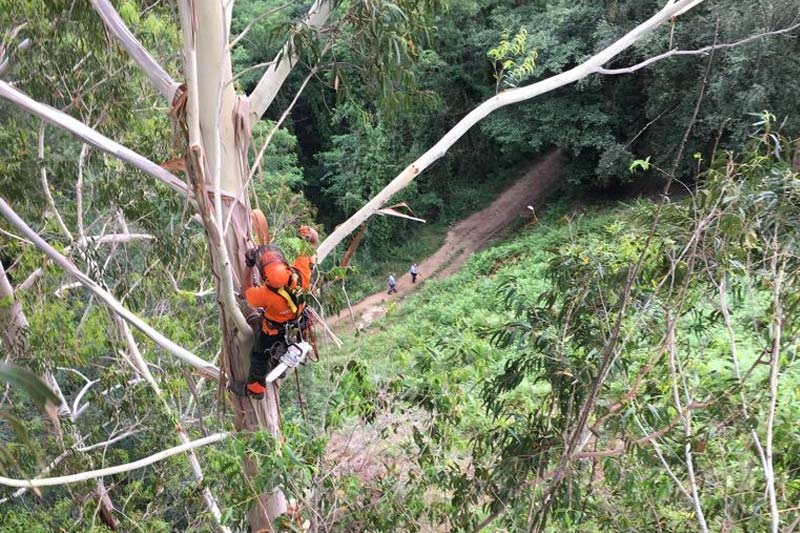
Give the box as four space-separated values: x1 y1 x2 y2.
177 2 285 529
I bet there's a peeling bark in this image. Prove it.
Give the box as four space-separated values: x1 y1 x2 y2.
178 1 287 528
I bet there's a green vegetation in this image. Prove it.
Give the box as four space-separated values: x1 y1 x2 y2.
1 0 799 531
306 133 800 531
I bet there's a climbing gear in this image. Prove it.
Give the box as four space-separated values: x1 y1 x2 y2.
267 309 316 382
245 247 258 268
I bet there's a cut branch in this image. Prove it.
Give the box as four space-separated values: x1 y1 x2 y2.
247 0 331 123
0 433 228 488
316 0 706 263
0 81 189 197
89 0 180 101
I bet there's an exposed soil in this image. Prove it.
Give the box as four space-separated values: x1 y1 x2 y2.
329 149 565 331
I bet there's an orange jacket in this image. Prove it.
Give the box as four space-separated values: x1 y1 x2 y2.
245 255 313 334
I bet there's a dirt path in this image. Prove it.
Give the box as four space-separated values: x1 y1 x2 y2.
328 150 565 331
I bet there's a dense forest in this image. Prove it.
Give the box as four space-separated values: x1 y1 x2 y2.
1 0 800 531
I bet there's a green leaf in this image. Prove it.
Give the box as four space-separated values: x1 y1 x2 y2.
0 363 59 412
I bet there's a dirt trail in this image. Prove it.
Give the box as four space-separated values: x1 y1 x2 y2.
328 150 565 331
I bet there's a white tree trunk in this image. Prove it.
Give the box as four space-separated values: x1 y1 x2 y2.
177 2 287 529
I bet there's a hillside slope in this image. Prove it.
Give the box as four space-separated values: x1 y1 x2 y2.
330 149 564 330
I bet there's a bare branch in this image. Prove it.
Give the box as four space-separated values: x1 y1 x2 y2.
0 450 70 504
89 0 180 102
90 233 155 244
75 428 142 453
0 81 189 197
76 143 89 243
247 0 331 123
230 3 291 49
38 122 73 241
0 30 31 79
0 197 219 379
596 22 800 75
316 0 707 263
766 250 784 533
0 433 228 488
667 329 708 532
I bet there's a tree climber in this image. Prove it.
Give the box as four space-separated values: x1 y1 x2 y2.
231 225 319 400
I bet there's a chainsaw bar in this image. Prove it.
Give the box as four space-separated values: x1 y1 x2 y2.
265 341 311 383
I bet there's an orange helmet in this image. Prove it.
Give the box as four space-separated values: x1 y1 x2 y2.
262 261 291 289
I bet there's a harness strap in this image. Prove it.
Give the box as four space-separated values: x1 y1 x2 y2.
275 287 298 314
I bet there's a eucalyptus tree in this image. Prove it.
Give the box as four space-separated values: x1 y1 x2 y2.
1 0 791 530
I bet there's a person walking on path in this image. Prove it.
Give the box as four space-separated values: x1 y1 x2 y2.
410 263 419 284
387 274 398 294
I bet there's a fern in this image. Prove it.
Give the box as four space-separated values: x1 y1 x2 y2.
487 28 538 92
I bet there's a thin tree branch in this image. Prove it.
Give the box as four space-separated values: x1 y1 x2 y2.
76 143 89 243
0 433 228 488
230 3 291 49
766 247 784 533
89 0 180 102
74 428 142 453
0 33 31 79
249 65 316 184
226 64 318 234
0 260 29 359
0 197 219 379
596 22 800 75
667 328 709 532
37 121 73 241
0 81 189 197
0 450 70 504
